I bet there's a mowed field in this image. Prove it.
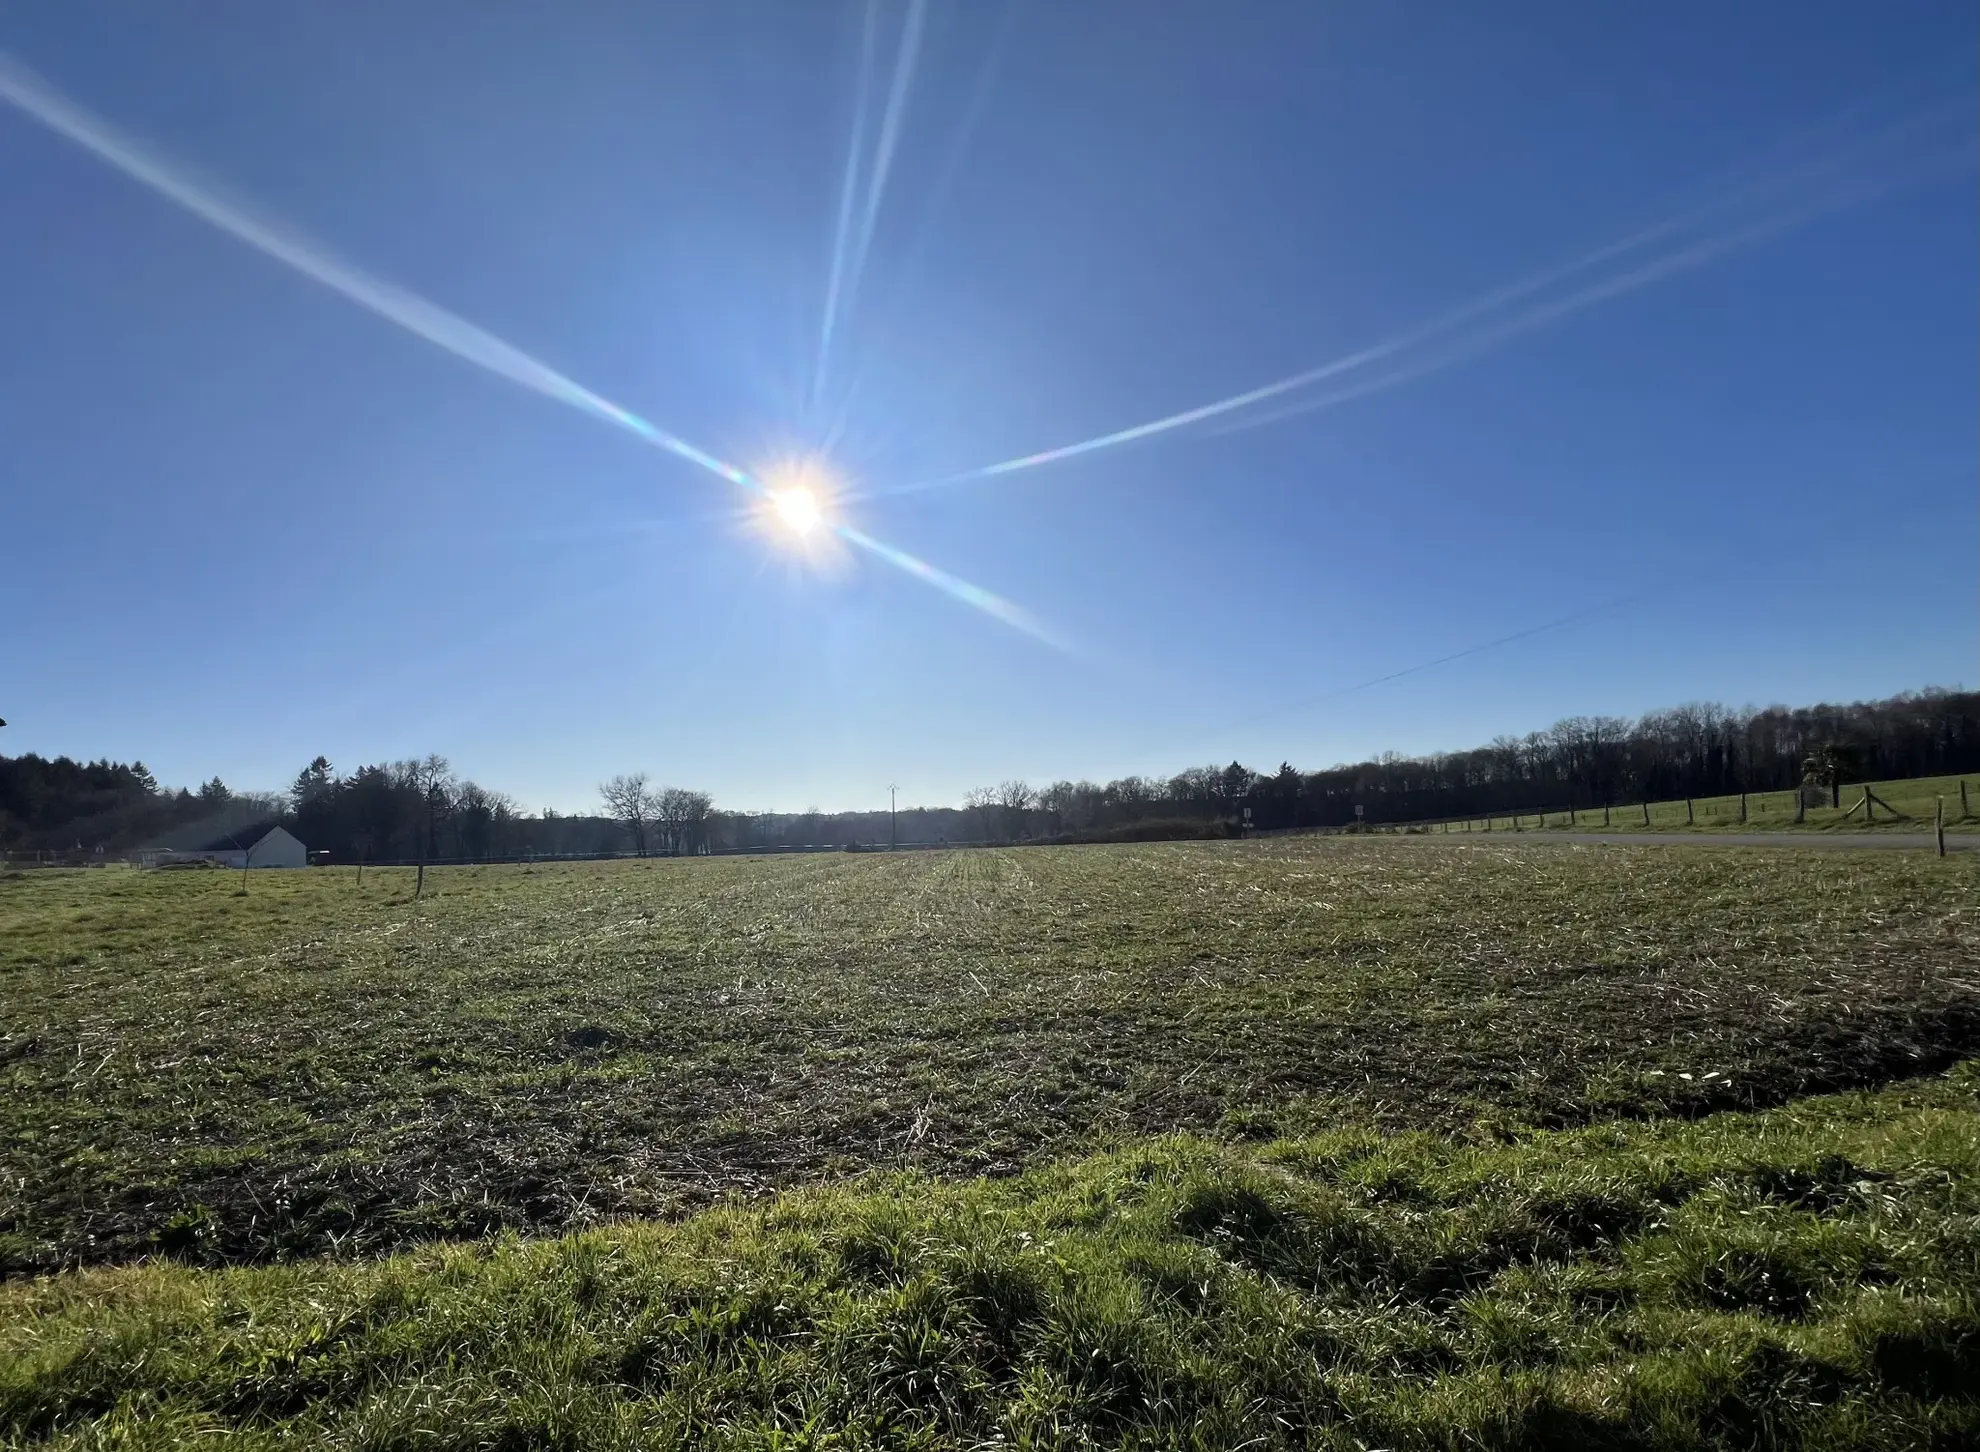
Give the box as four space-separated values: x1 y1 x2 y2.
5 841 1979 1448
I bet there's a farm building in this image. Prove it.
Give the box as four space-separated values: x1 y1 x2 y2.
173 822 308 869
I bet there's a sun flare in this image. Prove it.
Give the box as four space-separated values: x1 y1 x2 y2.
755 455 845 555
771 485 823 536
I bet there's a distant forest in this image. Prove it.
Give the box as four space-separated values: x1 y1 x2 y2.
3 686 1975 861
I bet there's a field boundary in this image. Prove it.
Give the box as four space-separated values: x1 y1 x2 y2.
1251 773 1980 843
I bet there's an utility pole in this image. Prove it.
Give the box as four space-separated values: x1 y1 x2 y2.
888 784 898 851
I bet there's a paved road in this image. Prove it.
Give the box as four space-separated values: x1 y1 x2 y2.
1439 831 1976 852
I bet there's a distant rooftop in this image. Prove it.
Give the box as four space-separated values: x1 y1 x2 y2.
192 820 282 853
145 813 287 854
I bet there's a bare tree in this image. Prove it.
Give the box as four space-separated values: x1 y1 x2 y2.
1038 780 1080 835
681 789 714 854
599 772 654 856
994 780 1035 840
412 754 454 862
1168 766 1222 818
451 781 519 859
961 786 997 842
654 786 715 855
1105 776 1154 824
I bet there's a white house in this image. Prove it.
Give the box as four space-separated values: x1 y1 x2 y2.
178 822 308 869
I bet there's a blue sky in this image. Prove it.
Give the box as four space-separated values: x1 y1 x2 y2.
2 2 1974 813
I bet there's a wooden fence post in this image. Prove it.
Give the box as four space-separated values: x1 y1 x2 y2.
1604 804 1611 828
1739 792 1747 824
1937 797 1946 857
1962 780 1971 820
1569 806 1577 826
1642 801 1651 827
1686 799 1694 826
416 862 425 898
1796 788 1806 824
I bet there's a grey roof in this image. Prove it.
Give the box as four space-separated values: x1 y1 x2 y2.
193 821 282 853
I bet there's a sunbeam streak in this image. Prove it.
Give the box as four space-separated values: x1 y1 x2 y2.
0 53 759 497
812 0 926 423
834 522 1067 651
845 0 927 328
871 99 1974 500
812 0 880 413
818 0 1028 458
0 50 1061 648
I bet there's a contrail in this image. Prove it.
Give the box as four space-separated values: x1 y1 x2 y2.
873 100 1974 499
1210 144 1979 437
0 50 1061 648
812 0 880 413
1151 466 1967 768
1206 142 1980 438
1146 590 1651 770
1299 593 1648 708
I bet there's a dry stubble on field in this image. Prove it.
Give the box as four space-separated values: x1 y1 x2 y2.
5 839 1975 1275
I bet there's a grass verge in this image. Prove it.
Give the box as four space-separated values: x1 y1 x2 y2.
5 1069 1977 1449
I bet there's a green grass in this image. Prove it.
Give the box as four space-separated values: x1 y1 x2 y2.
4 1070 1977 1449
1443 772 1980 834
4 843 1976 1276
5 843 1977 1447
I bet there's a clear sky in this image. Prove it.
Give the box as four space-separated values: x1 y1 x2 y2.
2 2 1974 813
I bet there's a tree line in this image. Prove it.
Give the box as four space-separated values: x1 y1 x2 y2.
0 752 587 862
954 687 1980 840
0 755 284 856
4 685 1975 858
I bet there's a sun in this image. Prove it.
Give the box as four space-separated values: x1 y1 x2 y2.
754 454 847 556
771 484 823 537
